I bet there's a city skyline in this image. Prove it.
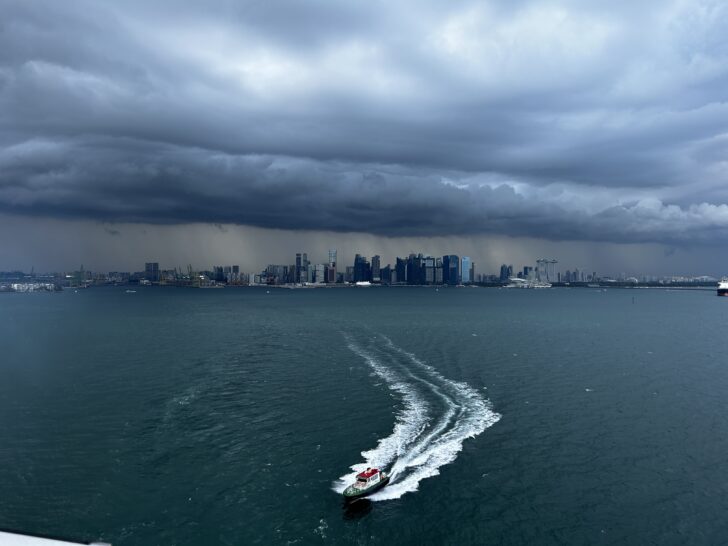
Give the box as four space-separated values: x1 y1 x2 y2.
1 244 722 285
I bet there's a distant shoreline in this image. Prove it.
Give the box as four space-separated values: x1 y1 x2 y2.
2 282 719 293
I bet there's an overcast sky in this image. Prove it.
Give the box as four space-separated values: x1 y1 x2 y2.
2 0 728 274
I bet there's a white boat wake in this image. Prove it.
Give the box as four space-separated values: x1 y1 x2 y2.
333 334 501 501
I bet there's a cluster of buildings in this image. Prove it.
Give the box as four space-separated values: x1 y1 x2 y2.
0 255 722 291
256 250 338 285
497 263 599 284
256 251 477 286
138 262 251 287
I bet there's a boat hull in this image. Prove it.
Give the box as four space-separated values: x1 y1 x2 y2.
343 475 390 500
718 280 728 296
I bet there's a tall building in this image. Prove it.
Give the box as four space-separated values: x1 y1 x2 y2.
295 253 302 283
145 262 160 282
371 255 381 283
381 265 392 284
424 256 435 284
315 263 326 284
406 254 424 285
328 249 337 283
395 257 407 284
353 254 371 282
500 264 513 282
461 257 471 284
443 255 459 285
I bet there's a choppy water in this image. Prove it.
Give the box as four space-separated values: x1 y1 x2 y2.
2 286 728 544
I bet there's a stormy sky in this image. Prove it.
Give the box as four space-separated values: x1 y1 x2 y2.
2 0 728 274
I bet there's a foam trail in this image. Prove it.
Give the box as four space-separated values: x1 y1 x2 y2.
334 334 501 501
368 336 500 500
332 338 430 493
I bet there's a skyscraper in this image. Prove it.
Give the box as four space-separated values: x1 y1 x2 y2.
371 255 381 283
500 264 513 282
395 257 407 284
461 256 471 284
327 249 337 283
406 254 423 285
443 255 459 285
145 262 160 282
424 256 435 284
315 263 326 284
435 257 443 284
353 254 371 282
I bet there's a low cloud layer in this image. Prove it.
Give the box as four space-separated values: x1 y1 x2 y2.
3 0 728 246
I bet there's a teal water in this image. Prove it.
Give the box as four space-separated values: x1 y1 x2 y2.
2 286 728 545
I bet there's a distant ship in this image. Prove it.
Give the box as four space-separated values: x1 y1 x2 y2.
718 278 728 296
505 278 552 289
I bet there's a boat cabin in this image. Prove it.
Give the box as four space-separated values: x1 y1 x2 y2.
355 468 381 487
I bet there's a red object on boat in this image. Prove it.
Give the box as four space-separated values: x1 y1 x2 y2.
357 468 379 479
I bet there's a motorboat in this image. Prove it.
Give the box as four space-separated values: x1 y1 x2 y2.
342 468 389 500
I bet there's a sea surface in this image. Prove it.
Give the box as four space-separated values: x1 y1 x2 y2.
2 286 728 545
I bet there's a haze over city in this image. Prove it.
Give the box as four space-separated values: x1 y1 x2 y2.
3 0 728 274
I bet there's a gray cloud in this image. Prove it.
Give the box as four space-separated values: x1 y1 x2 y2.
2 0 728 246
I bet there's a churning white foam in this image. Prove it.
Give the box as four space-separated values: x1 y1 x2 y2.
331 338 430 494
333 335 501 500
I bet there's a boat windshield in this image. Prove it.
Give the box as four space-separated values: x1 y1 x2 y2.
357 477 367 483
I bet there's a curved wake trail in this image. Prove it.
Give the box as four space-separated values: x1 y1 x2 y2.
331 338 430 494
333 334 501 501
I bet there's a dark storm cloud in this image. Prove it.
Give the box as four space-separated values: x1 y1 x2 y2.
2 0 728 244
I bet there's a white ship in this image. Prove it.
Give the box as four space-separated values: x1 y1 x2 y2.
718 278 728 296
505 278 552 289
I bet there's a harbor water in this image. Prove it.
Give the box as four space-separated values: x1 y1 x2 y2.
1 286 728 544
